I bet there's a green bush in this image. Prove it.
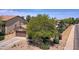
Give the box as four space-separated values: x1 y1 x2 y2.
0 32 4 36
53 38 59 44
27 14 57 49
40 43 50 50
0 32 5 41
0 36 4 41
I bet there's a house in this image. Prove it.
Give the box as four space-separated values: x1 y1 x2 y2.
0 16 26 38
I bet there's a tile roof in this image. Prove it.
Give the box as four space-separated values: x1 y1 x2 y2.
0 16 16 21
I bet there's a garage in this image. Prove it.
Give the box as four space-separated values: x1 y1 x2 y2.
16 31 26 37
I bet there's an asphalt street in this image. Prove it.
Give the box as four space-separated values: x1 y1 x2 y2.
74 24 79 50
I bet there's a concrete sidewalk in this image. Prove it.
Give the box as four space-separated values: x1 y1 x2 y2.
64 25 74 50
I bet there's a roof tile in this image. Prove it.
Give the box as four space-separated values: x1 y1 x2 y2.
0 16 16 21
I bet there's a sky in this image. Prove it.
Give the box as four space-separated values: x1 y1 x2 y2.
0 9 79 19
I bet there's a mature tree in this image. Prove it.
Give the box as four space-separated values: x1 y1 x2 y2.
63 17 75 25
27 14 58 49
26 15 31 22
57 17 75 33
57 20 66 33
75 18 79 24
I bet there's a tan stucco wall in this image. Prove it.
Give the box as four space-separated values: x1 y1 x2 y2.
4 32 16 40
61 25 73 47
64 25 74 50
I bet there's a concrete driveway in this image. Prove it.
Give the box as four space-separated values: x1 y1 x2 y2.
0 37 26 50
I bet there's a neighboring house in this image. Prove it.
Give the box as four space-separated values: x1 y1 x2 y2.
0 16 26 37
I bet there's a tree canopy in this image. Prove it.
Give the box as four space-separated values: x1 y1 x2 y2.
27 14 58 49
26 15 31 23
27 14 57 39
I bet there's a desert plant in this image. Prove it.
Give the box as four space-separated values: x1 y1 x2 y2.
27 14 57 49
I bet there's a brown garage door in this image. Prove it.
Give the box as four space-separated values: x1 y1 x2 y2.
16 31 26 37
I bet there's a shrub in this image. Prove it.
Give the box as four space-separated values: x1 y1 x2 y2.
40 43 50 50
0 32 4 36
0 32 5 41
27 14 57 49
53 38 59 44
0 36 4 41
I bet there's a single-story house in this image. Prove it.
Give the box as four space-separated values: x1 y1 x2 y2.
0 16 26 37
